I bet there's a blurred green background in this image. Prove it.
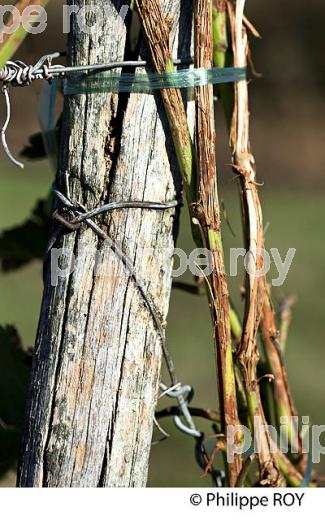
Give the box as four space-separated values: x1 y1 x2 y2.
0 0 324 486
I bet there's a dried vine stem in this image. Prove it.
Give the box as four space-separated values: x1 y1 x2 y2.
225 0 303 464
213 0 305 483
193 0 242 485
260 289 301 453
135 0 195 203
135 0 242 485
228 0 280 486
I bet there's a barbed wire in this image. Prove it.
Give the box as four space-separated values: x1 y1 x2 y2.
0 52 192 168
0 52 193 86
0 52 245 167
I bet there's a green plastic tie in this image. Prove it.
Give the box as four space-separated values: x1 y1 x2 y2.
64 66 246 95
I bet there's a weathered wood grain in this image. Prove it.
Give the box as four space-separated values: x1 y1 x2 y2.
18 0 193 487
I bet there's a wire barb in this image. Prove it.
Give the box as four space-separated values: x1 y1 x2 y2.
159 382 202 439
0 52 64 86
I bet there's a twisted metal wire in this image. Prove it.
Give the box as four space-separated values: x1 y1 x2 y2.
157 382 225 486
0 52 193 168
0 52 192 87
0 53 65 168
50 187 209 449
159 382 201 438
0 60 54 86
51 187 178 382
0 52 65 86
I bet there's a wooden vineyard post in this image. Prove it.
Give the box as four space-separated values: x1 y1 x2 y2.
17 0 192 487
